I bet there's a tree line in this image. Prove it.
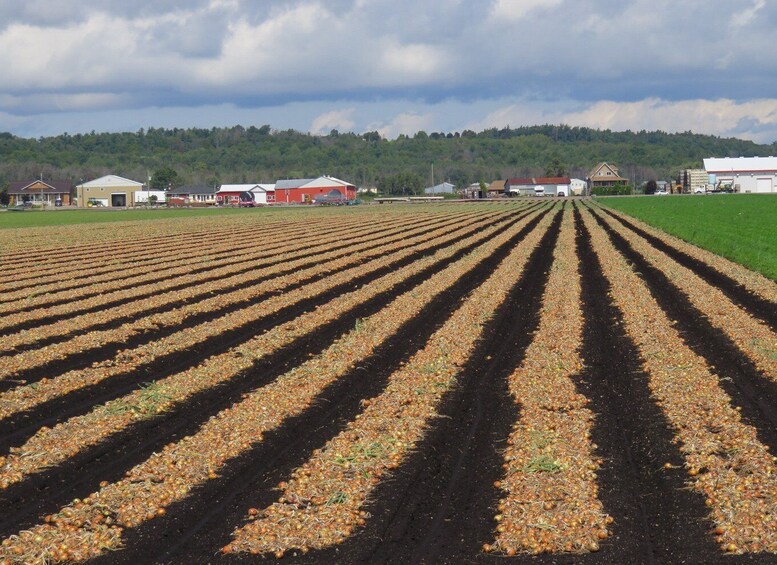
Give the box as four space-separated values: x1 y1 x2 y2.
1 125 775 196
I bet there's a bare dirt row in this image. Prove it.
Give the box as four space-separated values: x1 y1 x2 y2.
0 204 552 563
0 208 492 362
2 201 777 564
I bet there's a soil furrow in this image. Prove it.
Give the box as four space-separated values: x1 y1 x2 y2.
0 212 441 325
92 208 559 565
0 208 520 393
558 206 719 564
0 208 550 547
587 207 777 461
0 210 476 357
0 219 332 294
0 209 526 449
597 205 777 331
580 205 777 556
327 210 561 565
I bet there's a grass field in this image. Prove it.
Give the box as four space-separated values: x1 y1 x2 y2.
0 207 271 229
600 194 777 280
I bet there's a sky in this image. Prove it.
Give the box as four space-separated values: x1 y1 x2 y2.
2 0 777 143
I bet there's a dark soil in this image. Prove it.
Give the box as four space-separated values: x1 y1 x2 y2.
0 207 547 540
0 209 466 332
588 207 777 462
84 208 556 565
598 205 777 331
4 202 777 563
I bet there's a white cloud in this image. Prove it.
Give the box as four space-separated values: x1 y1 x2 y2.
733 0 766 27
310 108 356 134
474 97 777 143
490 0 564 21
371 112 434 139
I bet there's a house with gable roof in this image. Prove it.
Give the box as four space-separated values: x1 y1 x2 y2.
8 179 72 206
586 163 628 193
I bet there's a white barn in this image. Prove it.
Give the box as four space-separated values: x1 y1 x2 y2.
217 184 276 205
703 157 777 193
424 182 456 195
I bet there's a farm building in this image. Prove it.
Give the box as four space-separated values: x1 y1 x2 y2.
679 169 709 193
8 180 72 206
167 186 217 206
274 176 356 204
570 179 587 196
587 163 628 191
460 183 484 199
424 182 456 195
488 180 507 196
704 157 777 193
506 177 571 196
75 175 145 207
216 184 276 206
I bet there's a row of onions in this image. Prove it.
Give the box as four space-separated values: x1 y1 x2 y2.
489 207 611 556
0 206 547 563
591 205 777 383
226 206 557 557
0 208 510 424
0 207 527 490
581 207 777 554
0 210 484 368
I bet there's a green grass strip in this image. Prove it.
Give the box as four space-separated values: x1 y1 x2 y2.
599 194 777 281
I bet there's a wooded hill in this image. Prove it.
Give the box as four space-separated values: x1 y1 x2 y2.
1 125 775 190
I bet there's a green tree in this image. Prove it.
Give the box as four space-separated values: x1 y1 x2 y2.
150 166 180 189
545 157 566 177
0 186 9 206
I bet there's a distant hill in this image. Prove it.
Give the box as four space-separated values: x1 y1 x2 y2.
1 125 775 190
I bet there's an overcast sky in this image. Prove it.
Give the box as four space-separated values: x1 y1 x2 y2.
2 0 776 142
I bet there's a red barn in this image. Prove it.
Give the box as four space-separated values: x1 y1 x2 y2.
274 176 356 204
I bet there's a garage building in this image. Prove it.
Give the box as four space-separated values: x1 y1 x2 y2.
704 157 777 193
76 175 145 207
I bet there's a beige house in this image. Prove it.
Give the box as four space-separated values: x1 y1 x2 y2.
76 175 145 207
587 163 629 192
8 180 72 206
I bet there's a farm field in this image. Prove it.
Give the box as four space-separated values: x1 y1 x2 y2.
0 207 279 230
600 194 777 281
1 200 777 563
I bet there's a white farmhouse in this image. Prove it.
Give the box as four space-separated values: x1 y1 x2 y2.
703 157 777 193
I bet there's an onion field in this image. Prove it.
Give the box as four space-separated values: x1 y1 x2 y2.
1 201 777 563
